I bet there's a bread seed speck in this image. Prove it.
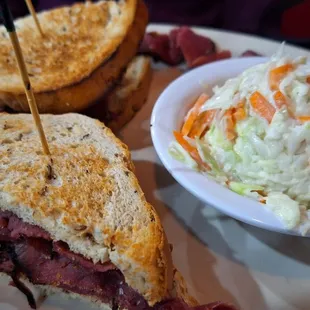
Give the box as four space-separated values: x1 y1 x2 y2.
40 186 48 196
47 164 57 180
82 133 90 140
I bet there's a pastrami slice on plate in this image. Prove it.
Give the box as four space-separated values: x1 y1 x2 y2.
175 27 216 67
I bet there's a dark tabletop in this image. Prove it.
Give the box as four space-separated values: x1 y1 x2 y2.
4 0 310 48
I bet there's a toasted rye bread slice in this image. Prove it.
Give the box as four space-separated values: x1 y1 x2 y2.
85 55 152 132
0 0 148 113
0 269 198 309
0 113 173 305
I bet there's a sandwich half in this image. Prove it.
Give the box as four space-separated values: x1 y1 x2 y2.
85 55 152 132
0 114 236 309
0 0 148 113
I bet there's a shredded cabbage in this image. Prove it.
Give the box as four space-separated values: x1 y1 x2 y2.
265 193 300 229
195 138 223 175
168 141 198 170
229 182 264 200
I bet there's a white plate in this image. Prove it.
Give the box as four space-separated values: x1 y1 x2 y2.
2 24 310 310
151 54 310 237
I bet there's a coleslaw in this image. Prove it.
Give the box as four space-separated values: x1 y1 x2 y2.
169 47 310 233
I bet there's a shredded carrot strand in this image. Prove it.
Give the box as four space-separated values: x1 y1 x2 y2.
273 91 295 118
306 76 310 84
273 90 287 109
233 99 246 122
233 108 246 122
173 131 210 170
297 116 310 123
250 91 276 123
269 64 294 91
181 94 209 136
189 109 216 138
235 99 245 109
224 109 236 141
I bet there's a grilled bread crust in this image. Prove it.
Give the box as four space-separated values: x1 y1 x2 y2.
0 0 148 113
85 56 152 132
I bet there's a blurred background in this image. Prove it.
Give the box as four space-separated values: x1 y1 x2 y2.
4 0 310 48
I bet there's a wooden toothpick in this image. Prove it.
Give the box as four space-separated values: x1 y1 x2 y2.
24 0 44 37
0 0 50 156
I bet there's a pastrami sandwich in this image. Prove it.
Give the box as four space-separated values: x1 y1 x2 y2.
0 0 148 114
0 113 236 310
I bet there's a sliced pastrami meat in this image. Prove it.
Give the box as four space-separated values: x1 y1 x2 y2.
168 28 184 65
241 50 262 57
0 211 51 241
175 27 216 68
190 50 232 68
53 241 116 273
0 211 237 310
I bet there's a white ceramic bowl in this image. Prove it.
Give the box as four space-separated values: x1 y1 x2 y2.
151 57 308 237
